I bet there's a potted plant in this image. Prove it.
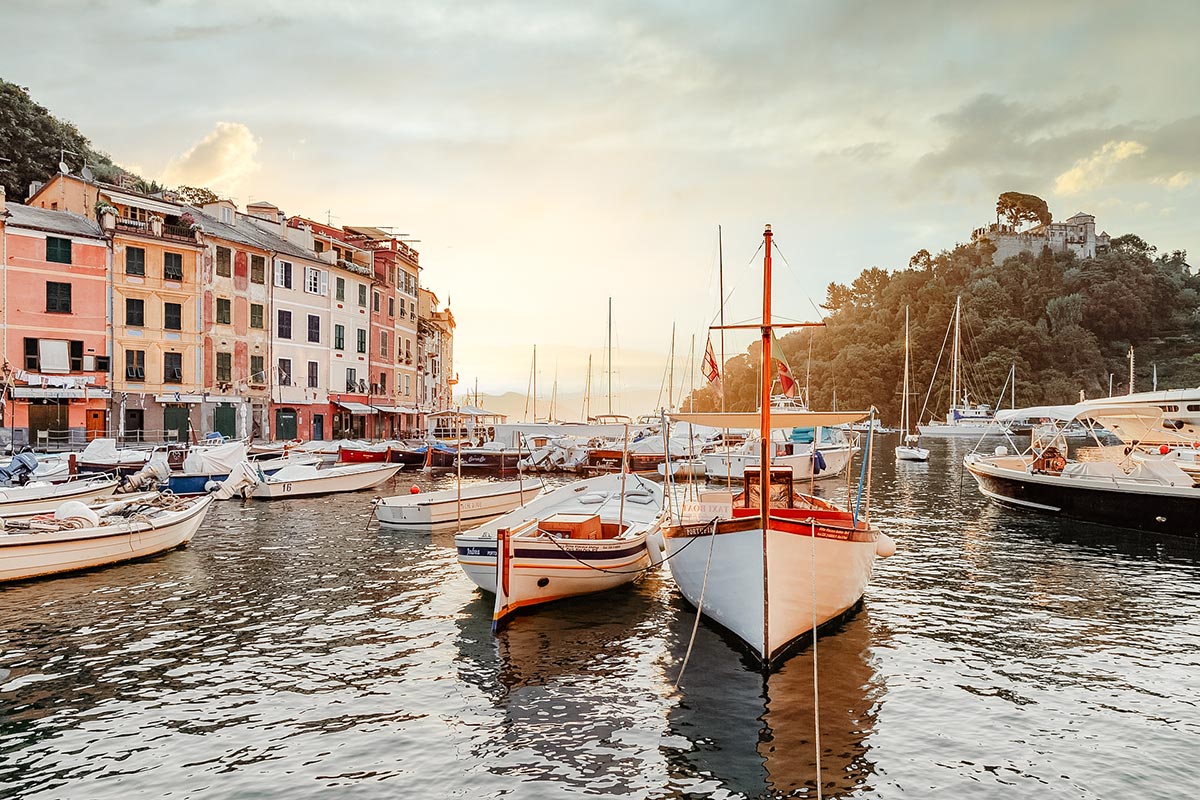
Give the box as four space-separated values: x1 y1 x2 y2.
148 214 164 236
94 200 119 230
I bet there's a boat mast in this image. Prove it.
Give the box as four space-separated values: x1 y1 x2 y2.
951 295 961 411
532 345 537 422
607 297 613 415
760 224 773 531
668 322 676 410
583 354 592 421
902 306 910 435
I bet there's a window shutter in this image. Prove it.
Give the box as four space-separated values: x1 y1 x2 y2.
319 271 329 296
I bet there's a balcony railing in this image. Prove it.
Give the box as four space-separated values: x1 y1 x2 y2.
113 218 197 244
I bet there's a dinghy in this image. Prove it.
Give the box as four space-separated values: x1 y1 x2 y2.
374 479 544 532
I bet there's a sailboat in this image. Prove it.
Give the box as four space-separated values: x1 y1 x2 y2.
895 307 930 461
662 225 894 668
917 295 1002 437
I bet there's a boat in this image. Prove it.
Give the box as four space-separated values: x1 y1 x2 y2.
896 306 930 462
163 444 322 496
964 403 1200 537
660 224 893 669
387 444 430 466
454 473 665 624
209 460 403 499
0 493 214 583
374 479 545 532
702 421 856 481
338 442 393 463
658 458 706 479
917 296 1005 437
0 475 120 518
1079 387 1200 443
455 441 532 471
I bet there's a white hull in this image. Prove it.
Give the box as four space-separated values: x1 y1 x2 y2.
252 463 402 499
665 522 877 663
703 445 853 481
657 459 706 479
0 495 213 582
0 478 119 517
895 445 930 462
375 480 544 531
917 421 1004 437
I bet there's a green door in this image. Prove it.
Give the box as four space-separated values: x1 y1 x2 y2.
163 406 190 443
213 404 236 439
275 409 297 440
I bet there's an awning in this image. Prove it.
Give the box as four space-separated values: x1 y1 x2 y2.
337 401 377 415
11 387 111 399
155 393 205 403
101 189 181 216
994 403 1163 424
669 410 871 428
373 405 421 414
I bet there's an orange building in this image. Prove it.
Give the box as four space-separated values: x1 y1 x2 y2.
1 188 111 447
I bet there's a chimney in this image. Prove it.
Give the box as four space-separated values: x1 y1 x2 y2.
28 180 43 200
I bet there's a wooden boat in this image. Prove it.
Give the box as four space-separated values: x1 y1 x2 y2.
455 442 531 471
338 443 393 463
0 476 119 518
248 461 402 499
661 225 893 669
387 445 429 466
896 307 930 462
0 493 214 583
454 474 664 624
374 479 545 531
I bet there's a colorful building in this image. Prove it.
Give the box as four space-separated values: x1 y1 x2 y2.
0 189 111 448
418 288 456 415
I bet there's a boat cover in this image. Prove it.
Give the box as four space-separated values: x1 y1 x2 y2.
181 442 248 475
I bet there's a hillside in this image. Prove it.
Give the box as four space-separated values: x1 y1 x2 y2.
685 236 1200 424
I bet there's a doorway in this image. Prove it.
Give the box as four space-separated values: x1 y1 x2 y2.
275 408 298 440
86 409 107 441
163 406 190 443
312 413 324 441
213 404 236 439
28 402 69 449
124 408 145 442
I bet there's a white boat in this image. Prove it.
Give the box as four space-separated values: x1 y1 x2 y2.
0 493 214 583
0 491 159 524
917 296 1005 437
0 476 119 517
1080 387 1200 443
702 425 855 481
209 461 403 499
657 459 706 479
896 306 930 462
661 225 894 669
374 479 545 531
454 474 664 604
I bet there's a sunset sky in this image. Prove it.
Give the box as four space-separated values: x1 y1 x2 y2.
7 1 1200 413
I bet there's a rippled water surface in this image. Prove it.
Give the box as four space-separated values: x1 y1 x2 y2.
3 437 1199 798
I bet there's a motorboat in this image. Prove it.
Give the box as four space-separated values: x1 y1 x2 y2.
455 441 531 471
209 461 403 499
703 425 855 481
374 479 545 532
162 442 322 496
454 473 665 624
0 474 120 518
0 493 214 583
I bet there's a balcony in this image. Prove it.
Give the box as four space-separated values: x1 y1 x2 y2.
113 218 197 244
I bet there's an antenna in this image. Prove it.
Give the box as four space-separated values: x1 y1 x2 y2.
58 161 69 174
81 165 95 181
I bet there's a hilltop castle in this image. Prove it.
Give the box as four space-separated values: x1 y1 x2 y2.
972 212 1111 264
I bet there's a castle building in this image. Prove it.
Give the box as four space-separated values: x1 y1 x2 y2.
972 212 1111 264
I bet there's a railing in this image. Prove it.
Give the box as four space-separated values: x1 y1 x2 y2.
162 223 195 242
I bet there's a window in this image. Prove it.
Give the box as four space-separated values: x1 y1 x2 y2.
220 207 234 225
125 349 145 380
164 302 182 331
69 340 84 372
305 266 327 295
216 352 232 383
275 260 293 289
250 303 264 329
278 358 293 386
358 284 367 306
405 338 412 359
307 361 319 389
335 277 345 301
307 314 321 343
356 328 367 354
334 324 345 350
388 297 395 317
46 236 72 264
250 355 265 385
380 371 389 392
346 367 357 390
216 247 231 277
380 330 388 357
164 252 183 281
126 247 146 276
373 291 381 312
126 298 145 327
251 255 266 284
164 352 183 383
216 298 231 325
45 282 72 313
404 374 411 396
400 298 406 317
30 339 69 373
277 310 292 339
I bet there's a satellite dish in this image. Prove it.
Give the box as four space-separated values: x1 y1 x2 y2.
81 165 95 181
58 161 69 174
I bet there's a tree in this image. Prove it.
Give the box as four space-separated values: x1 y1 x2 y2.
909 249 933 271
177 185 220 205
996 191 1052 229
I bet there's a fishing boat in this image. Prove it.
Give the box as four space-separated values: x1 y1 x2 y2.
702 422 856 481
964 403 1200 537
209 460 403 499
0 493 214 583
917 296 1004 437
896 307 930 461
0 475 120 518
374 479 545 531
453 473 664 625
661 224 893 669
338 442 393 463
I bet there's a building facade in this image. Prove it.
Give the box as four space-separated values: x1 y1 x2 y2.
973 211 1112 264
417 288 455 415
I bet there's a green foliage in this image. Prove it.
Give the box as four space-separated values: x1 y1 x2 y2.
176 185 220 205
0 78 140 201
996 191 1052 229
686 236 1200 424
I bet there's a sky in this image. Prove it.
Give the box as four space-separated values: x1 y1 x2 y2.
6 1 1200 413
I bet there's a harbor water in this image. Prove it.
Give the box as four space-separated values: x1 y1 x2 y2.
2 436 1198 798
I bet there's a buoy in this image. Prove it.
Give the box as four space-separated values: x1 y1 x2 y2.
875 532 897 558
410 485 420 494
1159 444 1170 455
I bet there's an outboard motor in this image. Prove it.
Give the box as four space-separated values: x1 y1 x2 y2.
122 459 172 492
0 452 39 486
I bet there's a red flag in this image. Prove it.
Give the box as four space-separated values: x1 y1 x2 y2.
702 336 720 387
771 331 796 397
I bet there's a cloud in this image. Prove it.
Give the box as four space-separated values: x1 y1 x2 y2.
162 122 260 195
1054 140 1147 195
1153 170 1194 190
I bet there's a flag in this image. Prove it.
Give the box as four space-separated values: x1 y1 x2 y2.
771 330 797 397
702 336 721 388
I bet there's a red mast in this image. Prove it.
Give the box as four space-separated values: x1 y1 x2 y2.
760 224 773 530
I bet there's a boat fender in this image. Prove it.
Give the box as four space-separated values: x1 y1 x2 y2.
875 532 897 558
994 446 1008 457
1159 445 1171 455
625 491 655 505
204 480 221 493
645 528 667 566
54 501 100 528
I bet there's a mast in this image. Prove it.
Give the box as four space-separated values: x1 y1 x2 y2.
668 322 676 410
583 354 592 421
685 333 695 411
532 345 537 422
951 295 961 411
719 227 725 416
606 297 613 415
760 224 773 531
901 306 910 435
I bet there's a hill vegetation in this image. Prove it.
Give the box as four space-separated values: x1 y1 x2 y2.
685 228 1199 424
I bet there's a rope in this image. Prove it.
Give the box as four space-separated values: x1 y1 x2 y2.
675 516 719 687
534 516 708 575
811 519 824 800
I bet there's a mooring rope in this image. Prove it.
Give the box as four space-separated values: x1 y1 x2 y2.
675 516 719 687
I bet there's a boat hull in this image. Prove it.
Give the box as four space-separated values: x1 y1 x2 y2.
895 446 930 462
252 463 403 499
916 422 1004 437
0 478 119 516
338 446 390 463
703 445 853 481
966 458 1200 537
375 481 543 531
0 496 214 582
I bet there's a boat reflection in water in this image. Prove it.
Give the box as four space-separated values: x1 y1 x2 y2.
664 606 882 798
